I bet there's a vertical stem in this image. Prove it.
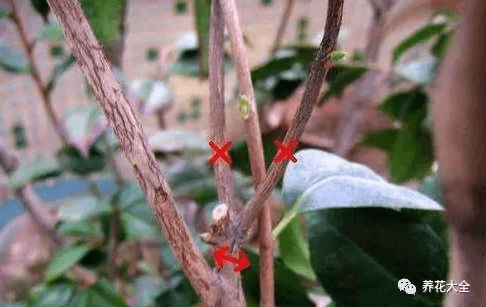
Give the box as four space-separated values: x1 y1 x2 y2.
218 0 274 306
209 1 245 305
271 0 295 55
8 0 69 145
194 0 211 78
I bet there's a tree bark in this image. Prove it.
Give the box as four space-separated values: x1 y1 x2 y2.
431 1 486 306
46 0 219 305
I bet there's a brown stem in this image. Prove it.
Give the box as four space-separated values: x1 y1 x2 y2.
209 1 245 306
156 109 166 129
7 0 69 145
271 0 296 56
218 0 275 305
108 198 121 280
332 0 394 158
232 0 344 251
45 0 219 305
431 0 486 306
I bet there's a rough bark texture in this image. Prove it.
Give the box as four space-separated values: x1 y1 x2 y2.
431 0 486 306
46 0 219 305
218 0 275 305
232 0 344 251
208 1 246 306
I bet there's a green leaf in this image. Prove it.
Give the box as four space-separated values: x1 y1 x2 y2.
85 280 128 307
419 175 442 205
431 31 453 58
45 243 91 282
146 48 159 61
171 32 232 77
193 0 211 77
31 282 75 307
241 249 315 307
63 104 107 157
133 275 167 307
282 149 442 213
37 22 64 42
278 215 317 281
121 212 160 240
395 57 438 85
58 219 103 237
57 145 107 175
320 64 368 103
379 88 428 122
129 79 174 115
174 0 187 14
9 154 62 189
0 5 11 18
0 44 29 73
79 0 126 43
148 129 208 154
361 129 399 154
119 182 145 210
281 149 447 306
58 196 110 222
46 54 75 92
307 207 447 307
390 112 434 183
392 23 446 64
251 46 318 83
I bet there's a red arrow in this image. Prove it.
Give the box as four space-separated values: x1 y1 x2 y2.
213 245 251 273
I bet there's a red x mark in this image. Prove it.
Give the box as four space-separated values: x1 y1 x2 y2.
273 139 298 163
208 141 232 165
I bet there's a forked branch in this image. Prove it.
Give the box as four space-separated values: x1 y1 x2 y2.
45 0 219 305
232 0 345 250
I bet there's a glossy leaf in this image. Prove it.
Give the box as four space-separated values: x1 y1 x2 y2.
84 280 128 307
282 149 442 213
148 130 208 154
45 243 91 282
0 44 29 73
63 104 107 157
361 128 399 154
119 182 145 210
282 149 447 307
395 56 438 85
392 23 446 64
320 64 368 103
57 145 107 175
155 273 198 307
9 154 62 189
379 87 428 122
278 214 317 281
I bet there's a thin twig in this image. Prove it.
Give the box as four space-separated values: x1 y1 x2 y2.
209 0 237 212
7 0 69 145
209 1 246 306
232 0 345 251
332 0 394 158
271 0 296 56
0 137 97 286
103 133 125 186
45 0 219 305
218 0 275 305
